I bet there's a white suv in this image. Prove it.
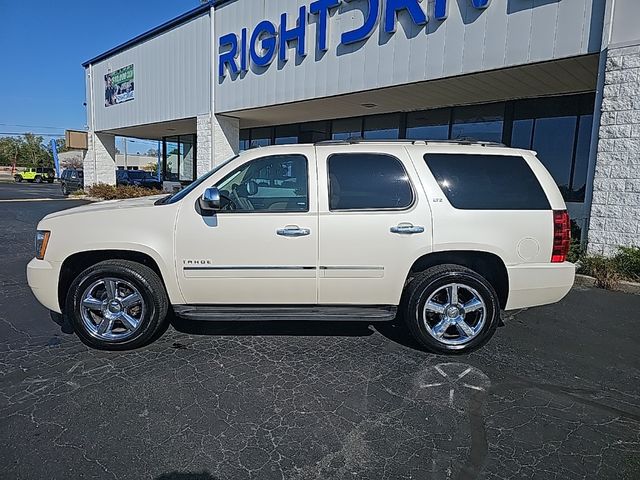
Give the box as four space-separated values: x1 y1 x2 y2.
27 140 574 353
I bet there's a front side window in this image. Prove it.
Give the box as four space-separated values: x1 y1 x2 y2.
216 155 308 212
328 153 414 211
424 153 550 210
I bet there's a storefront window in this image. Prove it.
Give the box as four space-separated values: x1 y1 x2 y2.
163 135 196 183
299 121 331 143
239 130 250 151
332 118 362 140
510 119 534 149
164 137 179 182
451 104 504 142
406 109 450 140
532 116 577 193
251 127 272 148
363 114 400 139
275 125 299 144
569 115 593 202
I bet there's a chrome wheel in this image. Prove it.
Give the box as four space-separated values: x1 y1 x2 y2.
422 283 486 346
80 277 145 341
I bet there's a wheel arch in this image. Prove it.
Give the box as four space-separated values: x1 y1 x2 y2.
58 249 178 313
406 250 509 309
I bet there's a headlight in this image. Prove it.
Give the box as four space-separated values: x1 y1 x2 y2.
35 230 51 260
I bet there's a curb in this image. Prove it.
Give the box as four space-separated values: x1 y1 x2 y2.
574 273 640 295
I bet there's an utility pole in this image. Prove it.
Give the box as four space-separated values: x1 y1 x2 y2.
123 139 128 169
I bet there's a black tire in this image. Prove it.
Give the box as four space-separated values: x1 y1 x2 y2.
35 175 42 183
402 264 500 354
14 175 22 183
47 178 54 183
61 184 68 196
66 260 169 350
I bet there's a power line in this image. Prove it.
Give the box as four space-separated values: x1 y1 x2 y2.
0 132 64 137
0 123 74 130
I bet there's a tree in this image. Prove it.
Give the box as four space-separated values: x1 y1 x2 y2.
0 137 22 169
146 148 158 156
143 162 159 176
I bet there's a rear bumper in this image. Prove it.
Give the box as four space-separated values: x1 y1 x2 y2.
505 262 575 310
27 258 62 313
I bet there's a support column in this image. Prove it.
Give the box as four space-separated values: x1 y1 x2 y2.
84 132 116 187
196 114 239 178
588 44 640 255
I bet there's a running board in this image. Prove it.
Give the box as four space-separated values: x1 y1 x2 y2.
172 305 397 322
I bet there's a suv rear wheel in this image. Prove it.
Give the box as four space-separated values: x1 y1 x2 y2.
34 175 42 183
403 264 500 354
66 260 169 350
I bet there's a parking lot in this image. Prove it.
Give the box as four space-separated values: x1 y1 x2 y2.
0 181 638 480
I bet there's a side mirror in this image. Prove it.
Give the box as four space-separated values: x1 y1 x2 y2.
199 187 221 213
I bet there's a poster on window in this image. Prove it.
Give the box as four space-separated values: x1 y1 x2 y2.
105 64 134 107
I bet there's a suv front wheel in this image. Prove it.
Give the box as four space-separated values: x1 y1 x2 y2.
403 264 500 354
66 260 169 350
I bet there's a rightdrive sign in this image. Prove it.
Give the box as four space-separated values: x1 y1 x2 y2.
218 0 491 80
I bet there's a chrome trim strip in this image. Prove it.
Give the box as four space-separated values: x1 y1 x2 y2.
183 265 316 271
319 266 384 270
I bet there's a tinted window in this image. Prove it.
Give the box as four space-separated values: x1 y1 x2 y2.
424 153 550 210
328 153 414 211
216 155 308 212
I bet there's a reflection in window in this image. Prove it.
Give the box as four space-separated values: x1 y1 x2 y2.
275 125 299 144
363 114 400 139
251 127 272 148
299 121 331 143
510 119 534 149
239 130 250 151
164 138 179 182
406 109 449 140
532 116 577 191
180 137 194 182
163 135 196 182
570 115 593 202
332 117 362 140
451 104 504 142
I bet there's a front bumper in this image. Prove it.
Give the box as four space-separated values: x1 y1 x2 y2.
505 262 575 310
27 258 62 313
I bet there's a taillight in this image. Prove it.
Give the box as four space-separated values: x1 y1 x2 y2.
551 210 571 263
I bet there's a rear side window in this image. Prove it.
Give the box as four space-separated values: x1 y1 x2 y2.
328 153 414 210
424 153 550 210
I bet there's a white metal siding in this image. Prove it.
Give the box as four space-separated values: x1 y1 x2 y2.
88 13 211 132
214 0 605 113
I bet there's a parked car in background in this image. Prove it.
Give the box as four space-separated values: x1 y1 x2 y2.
60 169 84 195
28 140 575 353
116 169 162 190
15 167 55 183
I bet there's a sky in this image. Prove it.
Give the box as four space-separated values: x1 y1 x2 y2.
0 0 203 152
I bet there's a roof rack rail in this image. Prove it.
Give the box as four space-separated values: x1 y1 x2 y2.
315 138 506 147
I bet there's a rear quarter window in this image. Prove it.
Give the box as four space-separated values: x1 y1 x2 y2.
424 153 550 210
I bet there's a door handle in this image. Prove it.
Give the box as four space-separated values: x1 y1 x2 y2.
277 225 311 237
390 223 425 235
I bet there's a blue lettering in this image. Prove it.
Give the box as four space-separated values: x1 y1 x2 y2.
250 21 277 67
384 0 427 34
434 0 448 20
472 0 491 8
310 0 340 52
218 33 238 78
280 6 308 62
341 0 380 45
240 28 248 72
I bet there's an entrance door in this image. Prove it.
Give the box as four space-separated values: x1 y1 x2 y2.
316 144 433 305
175 146 317 304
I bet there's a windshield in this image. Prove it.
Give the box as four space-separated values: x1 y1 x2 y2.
159 155 239 205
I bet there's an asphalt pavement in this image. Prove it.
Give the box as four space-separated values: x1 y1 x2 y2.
0 182 638 480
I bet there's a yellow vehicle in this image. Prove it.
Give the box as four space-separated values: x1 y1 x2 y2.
14 167 56 184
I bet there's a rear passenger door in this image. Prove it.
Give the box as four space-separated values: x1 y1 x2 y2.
316 145 433 306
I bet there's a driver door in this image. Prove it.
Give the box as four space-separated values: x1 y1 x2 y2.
174 146 318 305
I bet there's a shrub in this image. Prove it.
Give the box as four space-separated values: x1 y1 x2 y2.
567 239 584 264
613 246 640 282
69 189 86 197
578 255 620 290
86 183 159 200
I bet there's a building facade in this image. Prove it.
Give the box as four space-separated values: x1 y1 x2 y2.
82 0 640 253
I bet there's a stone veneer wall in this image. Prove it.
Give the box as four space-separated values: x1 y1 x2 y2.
84 132 116 187
588 44 640 255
